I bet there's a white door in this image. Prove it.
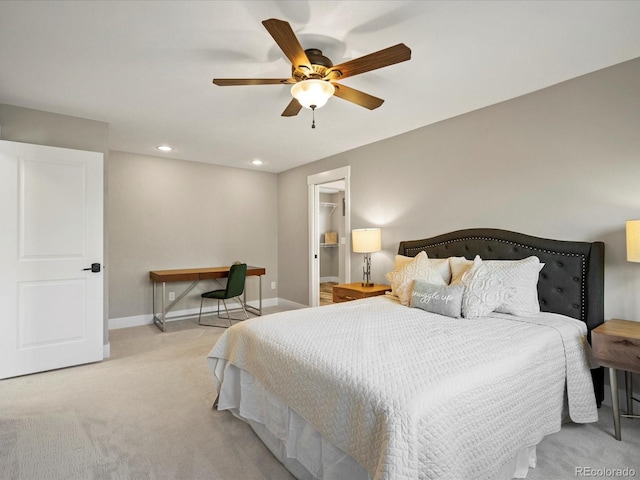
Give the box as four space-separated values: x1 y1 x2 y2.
0 140 104 379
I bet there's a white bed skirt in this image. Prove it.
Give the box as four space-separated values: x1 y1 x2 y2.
214 360 539 480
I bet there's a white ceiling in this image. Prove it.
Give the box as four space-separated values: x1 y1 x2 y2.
1 1 639 173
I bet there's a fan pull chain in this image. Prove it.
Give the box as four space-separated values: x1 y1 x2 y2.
311 105 316 129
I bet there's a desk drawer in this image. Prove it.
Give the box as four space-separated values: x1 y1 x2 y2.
592 332 640 373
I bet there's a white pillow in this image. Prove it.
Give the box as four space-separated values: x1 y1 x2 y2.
393 254 414 271
393 254 452 285
385 252 447 306
484 256 544 316
460 256 514 319
449 256 475 285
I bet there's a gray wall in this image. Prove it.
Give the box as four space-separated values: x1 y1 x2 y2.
108 151 279 319
277 57 640 322
0 104 109 153
0 103 111 343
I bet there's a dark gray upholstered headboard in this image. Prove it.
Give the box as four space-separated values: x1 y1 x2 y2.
398 228 605 404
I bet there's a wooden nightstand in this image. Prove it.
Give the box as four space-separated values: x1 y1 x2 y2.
592 319 640 440
332 283 391 303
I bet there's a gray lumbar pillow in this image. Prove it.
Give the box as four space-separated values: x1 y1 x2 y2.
410 281 464 318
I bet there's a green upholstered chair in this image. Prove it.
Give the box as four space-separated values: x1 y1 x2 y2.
198 263 248 327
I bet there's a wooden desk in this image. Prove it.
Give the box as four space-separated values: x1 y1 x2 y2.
149 265 266 331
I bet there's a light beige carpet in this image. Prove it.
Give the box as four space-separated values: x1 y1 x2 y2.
1 311 639 480
0 312 296 480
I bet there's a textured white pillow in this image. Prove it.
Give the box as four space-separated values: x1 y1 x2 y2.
393 254 452 285
393 254 414 271
484 257 544 316
460 257 514 319
388 253 451 297
385 252 448 306
449 256 475 285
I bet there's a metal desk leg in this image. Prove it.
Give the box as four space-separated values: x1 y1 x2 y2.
626 372 634 416
152 280 200 331
610 367 621 441
152 281 156 325
152 281 166 332
244 275 263 316
259 275 262 314
161 282 166 331
152 280 166 332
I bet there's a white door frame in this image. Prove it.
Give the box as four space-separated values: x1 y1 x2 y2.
307 166 351 307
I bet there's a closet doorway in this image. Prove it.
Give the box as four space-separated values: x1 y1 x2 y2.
318 181 345 305
307 166 351 307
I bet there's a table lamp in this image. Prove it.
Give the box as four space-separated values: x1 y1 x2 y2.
352 228 382 287
626 220 640 262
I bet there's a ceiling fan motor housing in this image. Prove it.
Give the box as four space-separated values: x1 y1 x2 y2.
294 49 336 80
305 49 333 68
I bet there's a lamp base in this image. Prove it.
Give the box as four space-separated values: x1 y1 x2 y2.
361 253 373 288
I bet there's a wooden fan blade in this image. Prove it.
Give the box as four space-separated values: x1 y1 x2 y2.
213 78 294 86
262 19 311 71
333 83 384 110
281 98 302 117
326 43 411 80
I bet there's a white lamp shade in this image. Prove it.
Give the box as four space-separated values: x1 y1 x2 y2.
290 79 335 109
627 220 640 262
352 228 382 253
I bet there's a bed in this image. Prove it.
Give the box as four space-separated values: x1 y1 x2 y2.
207 228 604 480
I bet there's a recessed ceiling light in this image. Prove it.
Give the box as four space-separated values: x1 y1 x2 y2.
251 159 264 166
157 145 173 152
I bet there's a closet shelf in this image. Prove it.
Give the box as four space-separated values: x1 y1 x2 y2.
320 202 338 215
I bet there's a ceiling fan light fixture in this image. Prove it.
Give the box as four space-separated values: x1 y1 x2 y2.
291 79 335 109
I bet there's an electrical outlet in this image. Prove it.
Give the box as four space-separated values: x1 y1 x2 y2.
168 291 175 301
271 281 276 290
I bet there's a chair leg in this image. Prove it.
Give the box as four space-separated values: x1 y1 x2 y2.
205 297 248 327
221 299 232 327
199 297 231 329
237 296 249 320
198 297 204 325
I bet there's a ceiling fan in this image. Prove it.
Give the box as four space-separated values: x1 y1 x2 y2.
213 19 411 126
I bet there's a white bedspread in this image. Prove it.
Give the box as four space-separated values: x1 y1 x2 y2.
207 296 597 480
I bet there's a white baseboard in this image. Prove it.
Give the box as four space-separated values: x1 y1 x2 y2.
109 313 153 330
103 343 111 359
276 298 308 310
320 276 339 283
108 297 282 330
